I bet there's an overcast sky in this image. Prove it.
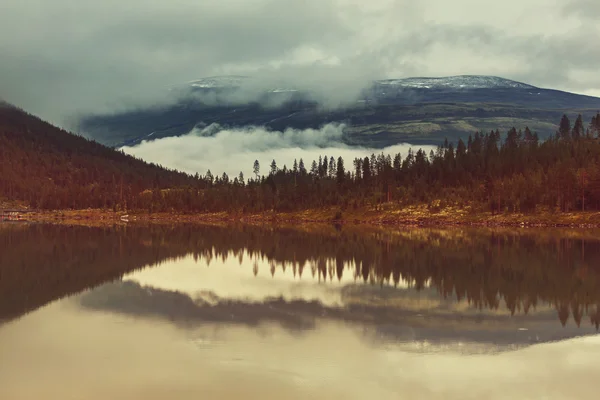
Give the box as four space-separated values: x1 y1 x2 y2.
1 0 599 126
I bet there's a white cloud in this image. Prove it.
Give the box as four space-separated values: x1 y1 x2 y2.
120 124 435 179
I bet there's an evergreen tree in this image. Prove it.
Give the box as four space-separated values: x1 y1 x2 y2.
573 114 584 140
393 153 402 172
329 157 336 178
299 159 307 175
310 160 318 176
336 156 345 186
456 139 467 160
353 158 362 181
270 160 278 175
558 114 571 140
205 170 214 184
253 160 260 180
362 156 371 184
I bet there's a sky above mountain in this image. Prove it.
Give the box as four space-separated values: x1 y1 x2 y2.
1 0 599 125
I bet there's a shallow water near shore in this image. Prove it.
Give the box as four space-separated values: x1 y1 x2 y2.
1 223 599 399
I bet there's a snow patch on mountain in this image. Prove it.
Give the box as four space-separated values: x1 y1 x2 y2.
188 75 249 89
376 75 536 90
185 74 536 92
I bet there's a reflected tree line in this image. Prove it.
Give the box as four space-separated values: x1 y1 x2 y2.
2 223 600 328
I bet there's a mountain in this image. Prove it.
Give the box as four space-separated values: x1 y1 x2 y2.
0 103 196 209
78 75 600 148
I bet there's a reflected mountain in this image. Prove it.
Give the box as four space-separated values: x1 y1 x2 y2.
79 279 598 350
2 222 600 332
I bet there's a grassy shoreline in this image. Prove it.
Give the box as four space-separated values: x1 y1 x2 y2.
8 204 600 228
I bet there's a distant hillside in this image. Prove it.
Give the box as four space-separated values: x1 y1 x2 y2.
0 103 197 209
78 75 600 148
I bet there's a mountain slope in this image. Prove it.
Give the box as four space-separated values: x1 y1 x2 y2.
78 75 600 148
0 103 196 209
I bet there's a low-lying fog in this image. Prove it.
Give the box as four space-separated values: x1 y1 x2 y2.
121 123 435 179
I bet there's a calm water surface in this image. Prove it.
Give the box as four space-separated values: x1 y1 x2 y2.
1 223 600 399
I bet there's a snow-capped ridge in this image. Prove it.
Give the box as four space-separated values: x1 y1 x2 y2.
185 74 536 92
376 75 536 90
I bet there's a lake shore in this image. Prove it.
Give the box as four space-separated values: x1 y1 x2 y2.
8 204 600 228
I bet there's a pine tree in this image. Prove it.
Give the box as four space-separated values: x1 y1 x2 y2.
310 160 318 176
393 153 402 172
299 159 306 175
558 114 571 140
205 169 214 184
336 156 345 186
524 127 534 144
362 156 371 184
329 157 336 178
353 158 362 181
253 160 260 180
573 114 584 140
370 153 377 175
456 139 467 159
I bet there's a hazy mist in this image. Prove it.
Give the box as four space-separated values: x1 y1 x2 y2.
120 124 435 179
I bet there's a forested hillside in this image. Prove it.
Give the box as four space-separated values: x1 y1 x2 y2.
2 102 600 215
0 104 197 209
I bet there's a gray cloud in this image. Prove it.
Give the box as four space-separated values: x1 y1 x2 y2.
1 0 600 127
564 0 600 19
379 23 600 94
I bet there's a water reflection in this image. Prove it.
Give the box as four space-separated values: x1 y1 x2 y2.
2 223 600 329
78 251 597 350
2 295 600 400
2 223 600 399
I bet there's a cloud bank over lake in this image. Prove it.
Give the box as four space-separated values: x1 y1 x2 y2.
121 124 434 179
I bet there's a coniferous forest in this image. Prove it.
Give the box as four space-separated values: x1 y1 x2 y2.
0 104 197 210
2 102 600 215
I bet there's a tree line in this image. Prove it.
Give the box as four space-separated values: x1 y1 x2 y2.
145 112 600 214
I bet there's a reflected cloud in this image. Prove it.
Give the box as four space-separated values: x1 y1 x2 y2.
78 279 597 350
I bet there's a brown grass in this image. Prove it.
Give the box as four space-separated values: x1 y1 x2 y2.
11 203 600 229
